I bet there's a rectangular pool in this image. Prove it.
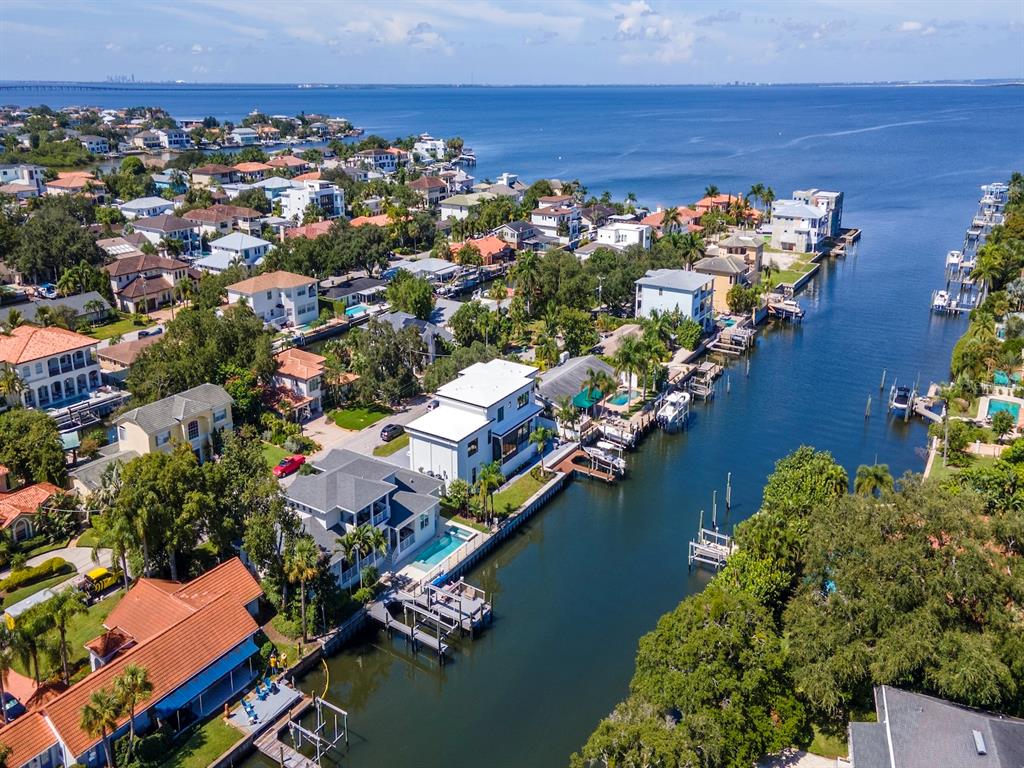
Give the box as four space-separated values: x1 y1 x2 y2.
987 399 1020 421
409 527 474 570
345 303 369 317
608 391 630 406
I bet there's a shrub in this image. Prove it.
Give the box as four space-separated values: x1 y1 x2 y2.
271 613 303 640
352 586 374 604
0 557 70 592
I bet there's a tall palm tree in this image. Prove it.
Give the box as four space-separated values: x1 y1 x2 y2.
613 335 644 399
81 688 123 768
113 664 152 754
3 308 24 331
679 232 706 270
476 461 504 520
660 206 681 235
762 187 776 221
362 524 388 568
285 536 320 642
583 368 606 416
638 334 666 400
555 396 579 438
748 183 766 211
512 250 541 316
641 309 674 349
0 627 15 724
48 589 87 684
14 608 51 683
0 367 25 406
529 426 554 463
704 184 719 199
762 261 778 292
854 464 894 496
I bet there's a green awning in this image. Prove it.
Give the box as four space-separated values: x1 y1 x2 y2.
573 388 603 409
61 432 81 451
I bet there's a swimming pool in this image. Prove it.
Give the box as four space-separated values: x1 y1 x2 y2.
608 391 631 406
987 399 1021 421
410 527 474 570
345 303 369 317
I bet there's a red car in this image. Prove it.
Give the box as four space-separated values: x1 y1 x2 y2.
273 455 306 478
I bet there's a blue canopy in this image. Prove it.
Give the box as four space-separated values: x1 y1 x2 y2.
153 638 258 717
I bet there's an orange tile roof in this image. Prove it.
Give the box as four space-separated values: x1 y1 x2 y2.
83 627 135 659
349 214 390 227
0 325 95 365
233 161 273 173
274 347 326 381
46 594 258 758
0 713 58 768
267 155 306 168
449 235 512 263
640 207 699 228
0 482 61 527
46 176 104 191
285 220 334 240
172 556 263 610
292 170 322 181
226 270 315 294
103 579 195 642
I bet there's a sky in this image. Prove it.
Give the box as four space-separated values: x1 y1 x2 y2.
1 0 1022 85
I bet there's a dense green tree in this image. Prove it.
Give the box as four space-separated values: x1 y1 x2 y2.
231 187 272 214
422 342 499 391
386 270 434 320
13 196 102 282
346 319 424 404
0 407 67 485
558 307 599 357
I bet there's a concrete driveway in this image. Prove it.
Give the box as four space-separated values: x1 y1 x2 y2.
24 545 112 574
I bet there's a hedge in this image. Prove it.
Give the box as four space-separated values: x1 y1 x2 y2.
0 557 71 593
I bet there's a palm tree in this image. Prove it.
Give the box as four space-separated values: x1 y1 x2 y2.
762 261 778 292
3 308 24 331
81 688 123 768
704 184 719 199
83 298 107 321
555 396 579 439
641 309 674 349
854 464 894 496
362 524 389 569
113 664 152 754
0 367 25 406
285 536 320 642
679 232 706 270
14 608 51 683
639 334 666 400
623 192 637 213
748 183 766 211
512 250 541 316
529 426 554 468
660 206 681 235
613 335 644 400
48 589 87 684
476 461 504 520
729 195 751 228
158 237 183 257
0 627 15 725
762 187 776 221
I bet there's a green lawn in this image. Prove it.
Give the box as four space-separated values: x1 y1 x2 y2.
809 724 848 759
373 432 409 457
440 507 491 533
160 715 242 768
261 442 291 469
927 453 997 482
1 570 76 609
87 313 155 341
330 405 392 430
76 526 100 549
23 537 71 558
491 470 549 516
773 261 816 287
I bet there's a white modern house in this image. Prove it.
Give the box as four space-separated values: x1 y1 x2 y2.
199 232 273 273
530 204 581 245
406 359 543 486
230 127 260 146
0 325 102 411
79 135 109 154
131 214 203 258
596 221 653 250
769 200 829 253
225 270 319 328
793 188 844 239
119 196 175 220
412 135 447 161
634 269 714 331
156 128 189 149
279 180 345 221
285 450 442 587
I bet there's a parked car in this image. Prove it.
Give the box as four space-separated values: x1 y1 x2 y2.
79 567 120 600
1 693 25 722
273 454 306 478
426 400 440 411
380 423 405 442
138 327 163 338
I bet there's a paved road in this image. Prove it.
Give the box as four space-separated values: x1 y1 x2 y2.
25 545 113 572
94 324 165 349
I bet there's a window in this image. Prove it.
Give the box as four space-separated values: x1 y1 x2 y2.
156 431 171 446
117 425 126 442
214 408 227 422
497 406 505 422
35 362 42 374
21 366 29 379
419 513 429 530
187 420 200 440
266 290 273 299
517 392 529 408
468 438 478 456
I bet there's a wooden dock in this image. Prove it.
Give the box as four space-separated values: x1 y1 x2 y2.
367 598 450 659
553 449 617 482
688 527 736 570
253 698 317 768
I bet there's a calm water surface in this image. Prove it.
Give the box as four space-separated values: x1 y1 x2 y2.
8 83 1021 766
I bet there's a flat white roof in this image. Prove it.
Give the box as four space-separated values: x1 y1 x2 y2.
436 359 537 408
406 407 489 443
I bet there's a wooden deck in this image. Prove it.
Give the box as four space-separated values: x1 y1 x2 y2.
253 698 317 768
367 599 450 658
553 449 617 482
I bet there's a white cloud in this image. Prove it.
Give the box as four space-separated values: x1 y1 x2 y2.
104 41 121 52
191 43 207 54
899 20 937 35
611 1 696 64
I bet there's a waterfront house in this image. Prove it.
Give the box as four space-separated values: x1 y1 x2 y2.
385 257 459 283
117 383 233 463
412 134 447 161
353 148 400 174
155 128 189 149
407 175 448 207
0 558 263 768
233 161 274 182
640 206 701 236
448 235 514 265
285 449 442 586
229 126 260 146
793 188 844 238
694 254 752 313
0 163 45 196
407 359 542 485
770 200 829 252
530 204 581 246
119 196 175 220
79 135 109 154
709 232 764 274
131 214 202 258
225 270 319 328
0 466 62 543
321 275 386 307
0 325 101 410
199 232 273 273
536 354 616 417
190 164 237 188
439 192 495 221
131 130 161 150
103 252 196 314
596 221 653 250
279 179 345 221
493 220 536 249
634 269 714 331
272 347 326 420
267 155 309 174
846 685 1024 768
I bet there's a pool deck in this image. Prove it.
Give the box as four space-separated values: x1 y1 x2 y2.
978 395 1024 427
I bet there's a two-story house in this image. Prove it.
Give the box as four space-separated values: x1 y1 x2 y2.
596 221 653 251
267 155 309 175
225 270 319 328
279 180 345 221
272 347 326 420
79 135 109 154
0 163 45 198
285 449 442 587
439 192 495 221
131 214 203 258
229 127 260 146
116 383 233 463
530 204 581 246
793 188 844 239
156 128 189 149
232 161 273 182
407 359 543 485
119 196 175 220
184 204 264 237
770 200 829 253
131 130 161 150
190 164 238 188
634 269 714 331
197 232 273 273
0 325 102 410
103 253 196 313
406 175 448 207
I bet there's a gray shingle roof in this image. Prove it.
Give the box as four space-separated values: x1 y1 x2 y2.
117 383 232 434
635 268 712 293
694 254 747 275
69 447 139 492
393 468 443 496
0 291 111 325
389 491 438 526
287 471 394 515
537 355 615 404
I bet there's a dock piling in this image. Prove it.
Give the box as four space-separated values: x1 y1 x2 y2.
879 368 887 391
725 473 732 512
865 394 871 418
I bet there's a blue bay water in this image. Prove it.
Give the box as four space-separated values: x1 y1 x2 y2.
7 83 1023 766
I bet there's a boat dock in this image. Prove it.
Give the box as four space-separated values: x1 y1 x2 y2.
553 448 618 482
396 581 493 636
765 293 805 322
708 326 756 356
688 362 722 401
687 527 736 570
253 695 350 768
366 597 451 661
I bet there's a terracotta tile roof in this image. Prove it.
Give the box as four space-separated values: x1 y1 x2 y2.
267 155 306 168
46 176 104 191
407 175 447 191
233 162 273 173
83 627 135 659
103 253 186 277
46 594 258 758
0 325 95 365
449 235 512 263
103 579 195 642
349 214 390 227
97 335 160 367
208 203 262 219
0 713 58 768
292 170 322 181
0 482 61 528
640 207 699 228
172 557 263 610
274 348 326 381
285 220 333 240
191 163 235 175
226 270 316 295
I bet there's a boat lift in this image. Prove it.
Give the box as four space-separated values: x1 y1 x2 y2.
287 697 349 768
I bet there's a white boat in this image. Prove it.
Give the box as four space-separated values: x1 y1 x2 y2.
657 391 691 432
932 290 950 312
584 443 627 475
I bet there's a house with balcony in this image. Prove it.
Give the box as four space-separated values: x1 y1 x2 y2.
272 347 326 420
694 254 753 313
634 269 714 331
119 196 175 220
0 325 102 411
0 558 263 768
103 253 196 314
131 130 161 150
285 449 442 587
229 127 260 146
596 221 653 251
279 179 345 221
770 200 829 253
407 175 448 207
793 188 843 239
131 214 202 258
439 192 495 221
184 204 264 237
156 128 189 149
406 359 542 485
267 155 309 175
197 232 273 273
190 164 238 188
708 232 764 274
640 206 701 237
530 204 581 246
0 163 45 196
233 161 273 182
116 383 233 463
225 270 319 328
79 135 109 154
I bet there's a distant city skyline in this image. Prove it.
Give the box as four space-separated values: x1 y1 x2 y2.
1 0 1022 85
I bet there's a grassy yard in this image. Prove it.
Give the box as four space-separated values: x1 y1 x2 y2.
1 570 76 609
927 452 997 482
76 526 100 549
87 312 154 341
330 405 392 430
440 507 491 533
373 432 409 457
809 724 848 759
160 715 242 768
261 441 292 469
491 470 549 515
773 261 816 287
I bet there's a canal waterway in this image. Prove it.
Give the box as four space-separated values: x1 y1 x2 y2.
6 82 1019 766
